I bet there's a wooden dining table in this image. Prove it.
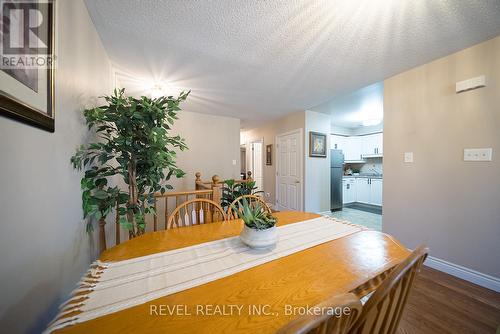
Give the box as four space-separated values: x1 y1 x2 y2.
55 211 410 334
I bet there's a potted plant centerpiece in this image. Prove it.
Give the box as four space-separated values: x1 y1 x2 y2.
235 198 278 249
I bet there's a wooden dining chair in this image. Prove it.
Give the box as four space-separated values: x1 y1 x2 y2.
227 194 272 219
167 198 227 229
277 293 363 334
349 245 429 334
277 246 428 334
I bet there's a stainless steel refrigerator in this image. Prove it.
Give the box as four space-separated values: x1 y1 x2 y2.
330 149 344 211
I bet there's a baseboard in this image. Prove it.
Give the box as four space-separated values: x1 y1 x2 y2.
425 256 500 293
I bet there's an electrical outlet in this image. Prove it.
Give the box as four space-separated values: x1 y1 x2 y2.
265 192 271 198
464 148 493 161
404 152 413 163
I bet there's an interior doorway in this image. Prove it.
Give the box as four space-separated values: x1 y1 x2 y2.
246 139 264 193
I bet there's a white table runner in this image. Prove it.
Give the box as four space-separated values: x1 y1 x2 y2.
46 216 361 333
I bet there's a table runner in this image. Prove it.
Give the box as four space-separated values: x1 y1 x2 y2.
46 216 361 333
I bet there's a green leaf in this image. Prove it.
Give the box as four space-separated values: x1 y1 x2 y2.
94 189 108 200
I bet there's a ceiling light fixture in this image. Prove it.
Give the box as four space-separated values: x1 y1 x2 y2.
362 119 382 127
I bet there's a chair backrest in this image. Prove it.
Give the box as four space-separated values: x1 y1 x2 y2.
227 194 272 220
350 245 429 334
277 293 363 334
167 198 227 229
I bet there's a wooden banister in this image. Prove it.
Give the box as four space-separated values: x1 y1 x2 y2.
99 172 254 253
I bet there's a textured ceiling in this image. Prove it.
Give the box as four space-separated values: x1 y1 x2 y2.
84 0 500 129
311 82 384 129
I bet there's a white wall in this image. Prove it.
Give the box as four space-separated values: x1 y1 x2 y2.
304 110 331 213
0 1 113 332
384 36 500 280
169 111 241 189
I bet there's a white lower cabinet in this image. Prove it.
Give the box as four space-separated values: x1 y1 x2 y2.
348 177 383 206
356 178 371 204
370 179 383 206
342 178 356 204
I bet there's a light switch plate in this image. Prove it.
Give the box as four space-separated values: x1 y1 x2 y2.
404 152 413 163
232 159 237 165
464 148 493 161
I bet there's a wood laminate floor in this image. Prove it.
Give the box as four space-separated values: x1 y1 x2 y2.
397 266 500 334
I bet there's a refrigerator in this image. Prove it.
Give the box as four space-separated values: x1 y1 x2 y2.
330 149 344 211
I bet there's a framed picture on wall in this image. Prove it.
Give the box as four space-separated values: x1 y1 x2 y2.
266 144 272 165
0 0 56 132
309 131 327 157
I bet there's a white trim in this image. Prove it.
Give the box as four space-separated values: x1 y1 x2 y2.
425 256 500 293
275 128 304 211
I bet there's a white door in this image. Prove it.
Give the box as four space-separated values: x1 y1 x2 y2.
356 178 371 204
370 179 383 206
276 130 302 211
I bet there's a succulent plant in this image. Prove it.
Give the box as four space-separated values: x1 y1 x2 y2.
233 198 277 230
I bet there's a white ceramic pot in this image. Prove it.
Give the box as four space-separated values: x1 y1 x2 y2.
240 225 278 249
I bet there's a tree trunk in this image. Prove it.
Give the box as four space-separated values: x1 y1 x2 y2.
98 217 107 254
127 156 139 238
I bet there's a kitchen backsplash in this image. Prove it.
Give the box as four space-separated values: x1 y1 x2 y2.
345 157 383 175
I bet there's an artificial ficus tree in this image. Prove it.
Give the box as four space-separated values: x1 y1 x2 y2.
71 88 189 237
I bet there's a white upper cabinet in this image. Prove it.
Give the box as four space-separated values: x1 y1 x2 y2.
331 135 346 151
361 133 383 156
331 132 383 161
345 136 363 161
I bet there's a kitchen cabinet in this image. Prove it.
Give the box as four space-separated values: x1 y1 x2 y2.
356 178 371 204
342 177 356 204
362 133 383 156
352 177 382 206
332 133 383 161
344 136 364 161
370 178 383 206
331 135 346 151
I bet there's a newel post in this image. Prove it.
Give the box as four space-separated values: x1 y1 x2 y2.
98 217 107 254
211 175 222 205
195 172 202 190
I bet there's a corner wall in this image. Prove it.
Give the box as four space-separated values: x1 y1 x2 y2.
0 1 114 332
304 110 331 213
383 36 500 280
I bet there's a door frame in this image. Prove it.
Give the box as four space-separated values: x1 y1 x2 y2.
275 128 304 211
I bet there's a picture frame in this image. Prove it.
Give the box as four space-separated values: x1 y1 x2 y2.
309 131 327 157
266 144 272 165
0 0 56 132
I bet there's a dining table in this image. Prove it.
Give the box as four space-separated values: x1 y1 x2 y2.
54 211 410 334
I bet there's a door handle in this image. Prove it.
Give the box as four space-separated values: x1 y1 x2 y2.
295 180 300 184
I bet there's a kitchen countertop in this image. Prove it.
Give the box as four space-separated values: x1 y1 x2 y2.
343 175 383 179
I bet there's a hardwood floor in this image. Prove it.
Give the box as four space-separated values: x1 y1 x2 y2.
397 266 500 334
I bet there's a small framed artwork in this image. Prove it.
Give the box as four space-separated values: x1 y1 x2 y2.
309 131 327 157
0 0 56 132
266 144 272 165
